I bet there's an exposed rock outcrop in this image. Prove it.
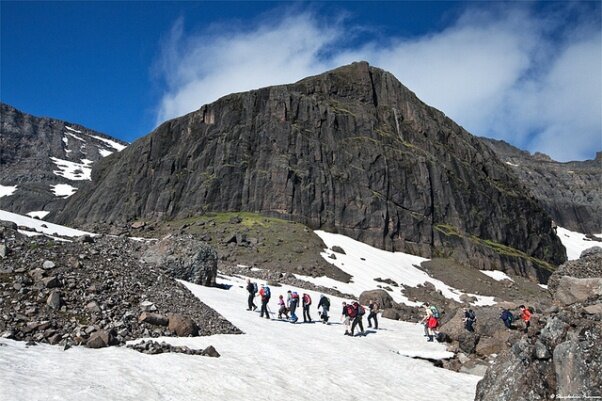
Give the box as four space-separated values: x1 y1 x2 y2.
475 250 602 401
0 224 240 348
481 138 601 234
56 62 565 279
141 234 218 286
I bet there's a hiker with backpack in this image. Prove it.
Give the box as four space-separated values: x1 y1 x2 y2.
287 290 299 323
258 284 271 319
419 302 440 342
500 308 514 329
341 301 352 335
317 294 330 324
350 301 365 336
367 299 380 330
246 279 257 311
462 307 476 332
302 293 313 323
277 294 289 320
519 305 532 333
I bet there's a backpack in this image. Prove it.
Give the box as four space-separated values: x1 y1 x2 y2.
501 310 513 322
346 304 357 318
303 294 312 305
263 286 271 299
528 306 535 314
291 292 299 301
357 304 366 316
430 306 441 319
322 297 330 308
252 282 258 294
467 310 476 321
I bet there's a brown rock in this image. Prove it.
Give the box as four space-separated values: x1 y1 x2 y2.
167 314 199 337
359 289 396 309
554 276 602 306
86 330 116 348
139 312 169 326
46 291 62 309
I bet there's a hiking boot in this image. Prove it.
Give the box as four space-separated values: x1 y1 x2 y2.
252 306 257 311
427 336 434 342
246 308 251 311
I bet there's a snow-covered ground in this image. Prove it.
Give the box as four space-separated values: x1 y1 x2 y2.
297 231 496 307
0 210 92 238
480 270 513 282
557 226 602 260
0 273 480 401
0 185 18 198
89 134 127 151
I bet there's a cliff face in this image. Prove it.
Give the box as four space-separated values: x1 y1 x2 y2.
56 62 566 278
482 138 601 234
0 103 128 215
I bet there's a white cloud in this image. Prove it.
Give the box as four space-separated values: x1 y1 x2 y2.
154 7 601 162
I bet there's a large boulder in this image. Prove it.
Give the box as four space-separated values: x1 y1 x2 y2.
167 314 199 337
548 248 602 292
86 330 117 349
358 289 396 309
141 234 218 286
554 277 602 306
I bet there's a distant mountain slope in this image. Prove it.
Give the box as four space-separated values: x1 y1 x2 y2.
56 62 565 279
481 138 601 234
0 102 128 216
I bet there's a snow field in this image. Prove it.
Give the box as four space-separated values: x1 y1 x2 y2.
0 273 480 401
0 210 93 238
88 134 126 151
298 231 496 307
557 227 602 260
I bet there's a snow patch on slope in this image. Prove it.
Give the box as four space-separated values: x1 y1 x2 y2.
65 125 82 133
98 148 113 157
0 209 93 238
305 231 496 307
50 157 92 180
65 132 85 142
88 134 126 151
557 227 602 260
480 270 513 282
25 211 50 219
50 184 78 198
0 185 18 198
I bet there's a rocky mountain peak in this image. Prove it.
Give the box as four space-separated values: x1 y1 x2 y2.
54 63 565 279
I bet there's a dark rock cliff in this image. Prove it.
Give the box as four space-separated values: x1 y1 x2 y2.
0 103 128 215
55 62 566 279
481 138 601 234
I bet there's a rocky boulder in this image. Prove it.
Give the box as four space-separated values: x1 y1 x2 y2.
167 314 199 337
359 289 396 309
554 277 602 306
548 247 602 292
86 329 117 349
141 234 218 286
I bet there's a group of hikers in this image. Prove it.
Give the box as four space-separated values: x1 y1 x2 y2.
246 279 533 340
245 279 381 336
500 305 533 333
419 302 533 342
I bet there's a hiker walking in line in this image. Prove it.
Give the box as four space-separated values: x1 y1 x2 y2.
258 284 271 319
277 294 289 320
287 290 299 323
246 278 257 311
367 299 380 330
350 301 365 336
341 301 352 335
302 293 313 323
419 302 439 342
519 305 532 333
317 294 331 324
462 307 476 332
500 308 514 329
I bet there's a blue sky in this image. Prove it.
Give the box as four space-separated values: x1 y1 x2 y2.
1 1 600 161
